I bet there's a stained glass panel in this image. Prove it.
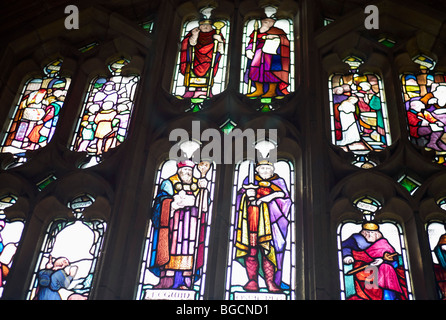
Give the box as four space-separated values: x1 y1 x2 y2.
137 159 216 300
329 60 391 161
337 200 413 300
397 174 421 195
27 194 106 300
426 220 446 299
171 7 229 112
225 159 295 300
71 58 139 167
0 60 70 158
240 6 294 111
401 56 446 164
0 194 24 298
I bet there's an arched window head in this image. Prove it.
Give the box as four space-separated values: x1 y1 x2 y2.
337 196 413 300
240 5 295 112
71 58 140 168
137 159 216 300
0 194 25 298
225 159 296 300
0 59 71 168
329 56 392 168
172 6 230 112
27 194 107 300
401 54 446 165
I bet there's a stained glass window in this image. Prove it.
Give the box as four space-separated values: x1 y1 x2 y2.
71 58 139 168
426 220 446 299
0 59 70 163
240 6 295 112
400 55 446 165
337 196 413 300
27 194 106 300
0 194 25 298
397 174 421 195
137 157 216 300
171 7 229 112
329 56 392 168
225 159 295 300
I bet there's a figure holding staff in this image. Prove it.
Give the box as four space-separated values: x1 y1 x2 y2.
179 19 225 100
149 160 211 290
244 16 291 99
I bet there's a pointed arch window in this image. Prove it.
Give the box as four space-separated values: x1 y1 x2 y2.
70 58 140 168
171 7 229 112
27 194 107 300
137 154 216 300
0 60 70 165
225 159 295 300
329 56 392 168
0 194 25 298
400 54 446 165
240 5 295 112
337 196 413 300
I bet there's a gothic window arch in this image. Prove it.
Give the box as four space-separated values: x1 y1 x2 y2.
225 158 296 300
137 155 216 300
0 59 71 167
0 194 25 298
27 194 107 300
329 56 392 168
240 5 295 112
70 58 140 168
400 54 446 165
337 196 413 300
171 6 230 112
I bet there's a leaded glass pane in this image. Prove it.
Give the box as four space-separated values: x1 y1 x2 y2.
426 220 446 299
329 71 391 155
338 220 413 300
0 60 70 158
71 58 139 167
171 7 229 112
27 194 106 300
137 159 216 300
240 6 294 111
225 159 295 300
0 194 24 298
401 58 446 164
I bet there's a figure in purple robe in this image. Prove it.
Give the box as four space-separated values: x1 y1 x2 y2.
341 222 409 300
244 17 291 98
234 160 292 293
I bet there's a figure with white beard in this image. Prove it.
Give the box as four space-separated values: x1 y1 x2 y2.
149 160 210 290
341 222 409 300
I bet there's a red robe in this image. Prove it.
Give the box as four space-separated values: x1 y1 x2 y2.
180 29 223 82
